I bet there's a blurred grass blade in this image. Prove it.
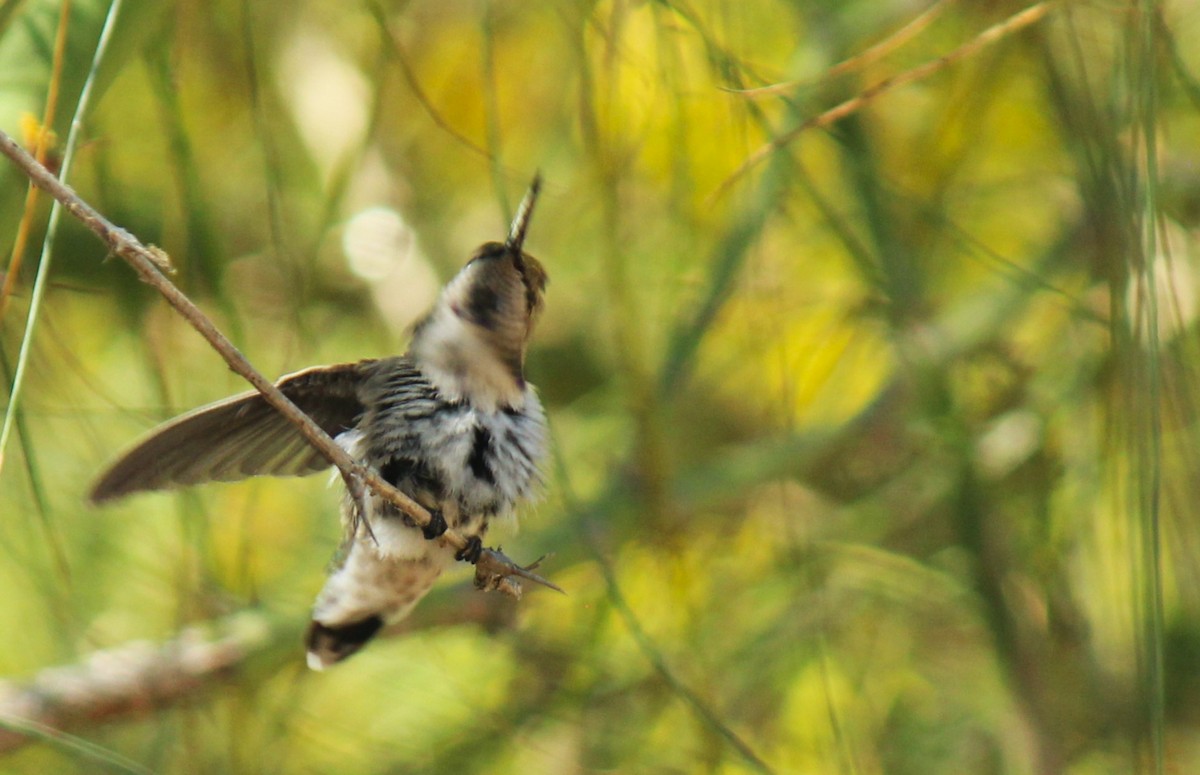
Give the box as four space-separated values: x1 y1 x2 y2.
1131 0 1165 769
0 0 124 473
0 0 71 322
660 160 785 394
0 717 155 775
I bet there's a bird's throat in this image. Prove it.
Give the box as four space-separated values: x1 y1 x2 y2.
409 305 526 411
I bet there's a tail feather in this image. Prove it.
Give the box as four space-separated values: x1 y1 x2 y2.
305 616 384 670
305 534 451 669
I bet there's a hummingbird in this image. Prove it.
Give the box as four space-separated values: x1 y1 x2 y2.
90 179 549 670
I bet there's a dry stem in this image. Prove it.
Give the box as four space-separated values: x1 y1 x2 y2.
0 591 520 756
0 614 270 755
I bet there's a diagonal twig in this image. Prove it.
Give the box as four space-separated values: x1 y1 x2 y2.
581 522 775 774
711 0 1060 201
723 0 956 98
366 0 491 161
0 129 559 597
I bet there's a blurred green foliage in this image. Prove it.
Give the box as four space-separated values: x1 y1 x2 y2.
2 0 1200 772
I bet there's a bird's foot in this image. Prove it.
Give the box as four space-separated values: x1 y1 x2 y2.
455 535 483 564
421 508 448 540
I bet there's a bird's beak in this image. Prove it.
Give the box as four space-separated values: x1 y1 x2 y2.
506 173 542 257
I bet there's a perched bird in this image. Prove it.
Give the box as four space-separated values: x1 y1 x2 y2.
90 180 549 670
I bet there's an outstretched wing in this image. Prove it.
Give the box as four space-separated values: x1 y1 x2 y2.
90 360 383 504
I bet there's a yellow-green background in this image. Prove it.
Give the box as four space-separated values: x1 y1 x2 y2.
2 0 1198 772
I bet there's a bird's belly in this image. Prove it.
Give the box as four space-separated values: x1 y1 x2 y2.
423 406 545 519
362 396 546 540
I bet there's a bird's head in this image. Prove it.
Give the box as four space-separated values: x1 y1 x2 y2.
409 179 547 409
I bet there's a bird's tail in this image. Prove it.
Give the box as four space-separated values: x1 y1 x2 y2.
305 536 452 670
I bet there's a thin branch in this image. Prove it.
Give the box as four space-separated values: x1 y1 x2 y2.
550 435 773 774
723 0 955 98
0 129 560 596
711 0 1060 201
366 0 491 160
582 525 776 775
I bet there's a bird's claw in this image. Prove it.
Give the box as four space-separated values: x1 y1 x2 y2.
455 535 484 564
421 509 448 540
345 473 379 546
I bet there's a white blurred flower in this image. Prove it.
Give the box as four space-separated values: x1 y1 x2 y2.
277 33 369 176
1128 220 1199 343
342 206 439 332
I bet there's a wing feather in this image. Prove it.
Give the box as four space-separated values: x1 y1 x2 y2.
90 360 384 503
